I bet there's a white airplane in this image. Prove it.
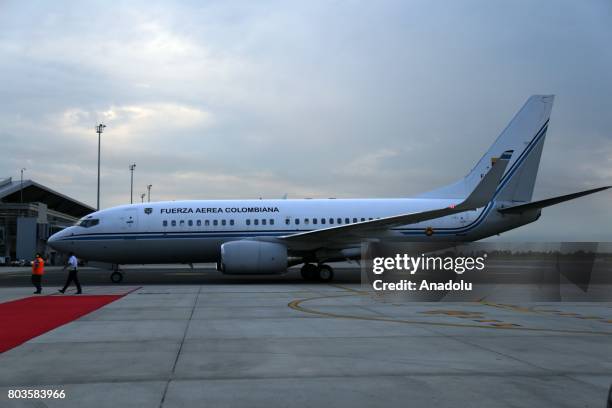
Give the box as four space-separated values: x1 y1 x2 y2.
48 95 610 282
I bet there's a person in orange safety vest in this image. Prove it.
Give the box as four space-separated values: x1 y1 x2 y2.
31 253 45 294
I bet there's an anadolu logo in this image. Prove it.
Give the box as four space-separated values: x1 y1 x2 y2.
144 208 153 215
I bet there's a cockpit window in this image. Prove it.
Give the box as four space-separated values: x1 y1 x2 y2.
77 218 100 228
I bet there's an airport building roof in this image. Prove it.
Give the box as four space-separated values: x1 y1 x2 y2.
0 177 95 218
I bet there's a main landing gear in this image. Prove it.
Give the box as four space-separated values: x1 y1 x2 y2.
110 265 124 283
300 263 334 282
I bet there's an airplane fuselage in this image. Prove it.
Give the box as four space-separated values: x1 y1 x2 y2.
48 198 538 264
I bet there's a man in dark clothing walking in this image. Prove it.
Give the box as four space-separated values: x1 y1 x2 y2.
59 252 82 294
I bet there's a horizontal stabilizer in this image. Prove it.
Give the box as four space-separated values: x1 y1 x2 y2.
498 186 611 214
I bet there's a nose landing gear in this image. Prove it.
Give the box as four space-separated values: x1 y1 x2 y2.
300 263 334 282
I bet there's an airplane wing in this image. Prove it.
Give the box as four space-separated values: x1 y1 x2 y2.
498 185 611 214
279 150 513 248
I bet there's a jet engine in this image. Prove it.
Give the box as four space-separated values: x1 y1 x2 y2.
220 240 288 274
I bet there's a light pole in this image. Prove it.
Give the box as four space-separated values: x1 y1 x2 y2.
129 164 136 204
147 184 152 202
20 168 26 204
95 124 106 210
140 193 146 203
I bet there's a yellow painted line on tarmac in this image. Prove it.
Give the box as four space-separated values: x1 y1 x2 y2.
421 309 521 327
329 284 368 294
288 294 612 335
480 301 535 314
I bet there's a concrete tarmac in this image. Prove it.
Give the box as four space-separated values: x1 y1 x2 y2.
0 266 611 407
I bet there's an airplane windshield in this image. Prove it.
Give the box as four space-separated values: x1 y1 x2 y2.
77 218 100 228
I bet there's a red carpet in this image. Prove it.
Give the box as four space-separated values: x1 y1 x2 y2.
0 295 122 353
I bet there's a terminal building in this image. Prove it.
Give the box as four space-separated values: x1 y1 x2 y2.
0 177 95 265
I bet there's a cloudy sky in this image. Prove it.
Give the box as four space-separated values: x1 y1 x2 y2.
1 0 610 241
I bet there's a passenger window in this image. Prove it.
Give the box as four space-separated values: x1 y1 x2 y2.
369 217 373 220
163 220 168 227
188 220 193 226
285 218 290 225
337 218 342 224
313 218 317 225
246 219 251 226
171 220 176 227
353 218 357 223
254 219 259 225
205 220 210 226
329 218 334 224
295 219 300 225
270 219 274 225
222 220 226 226
261 219 266 225
361 218 365 222
345 218 350 224
179 220 185 226
321 218 326 224
196 220 201 226
213 220 218 226
230 220 235 226
304 218 309 225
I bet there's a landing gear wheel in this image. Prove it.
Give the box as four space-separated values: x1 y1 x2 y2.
300 263 318 281
317 264 334 282
110 271 123 283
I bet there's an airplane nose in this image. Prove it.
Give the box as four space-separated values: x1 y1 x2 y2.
48 229 69 252
47 231 59 249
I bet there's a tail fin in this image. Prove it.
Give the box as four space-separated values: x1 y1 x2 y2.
419 95 554 203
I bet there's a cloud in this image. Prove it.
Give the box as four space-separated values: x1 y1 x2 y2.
0 0 611 240
54 103 212 142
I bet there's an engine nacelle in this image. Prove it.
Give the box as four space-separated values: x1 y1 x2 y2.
220 240 288 274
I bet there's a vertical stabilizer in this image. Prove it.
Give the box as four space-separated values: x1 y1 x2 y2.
419 95 554 203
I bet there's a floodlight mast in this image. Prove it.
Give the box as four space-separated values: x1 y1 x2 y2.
20 168 26 204
95 123 106 210
129 164 136 204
